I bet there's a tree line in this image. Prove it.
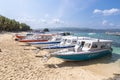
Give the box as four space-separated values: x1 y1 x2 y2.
0 15 31 32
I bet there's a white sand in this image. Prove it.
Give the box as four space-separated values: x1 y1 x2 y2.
0 33 120 80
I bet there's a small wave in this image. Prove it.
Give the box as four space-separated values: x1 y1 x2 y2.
88 33 96 35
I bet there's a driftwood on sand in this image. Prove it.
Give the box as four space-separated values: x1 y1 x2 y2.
0 49 2 52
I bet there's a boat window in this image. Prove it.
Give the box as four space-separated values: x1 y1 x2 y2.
106 43 111 48
56 38 61 41
84 43 91 48
27 34 33 36
51 38 56 41
72 40 77 44
67 40 71 43
64 39 67 42
88 44 91 48
81 41 85 46
77 42 81 45
91 44 98 48
101 45 106 48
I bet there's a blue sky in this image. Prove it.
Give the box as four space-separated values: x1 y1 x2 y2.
0 0 120 29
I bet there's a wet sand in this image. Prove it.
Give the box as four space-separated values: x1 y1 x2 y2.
0 33 120 80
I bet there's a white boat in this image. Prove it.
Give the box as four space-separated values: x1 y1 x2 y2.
42 36 94 52
43 39 113 61
27 35 62 48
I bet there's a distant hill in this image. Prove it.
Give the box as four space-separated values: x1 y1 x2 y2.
0 15 31 32
50 27 120 33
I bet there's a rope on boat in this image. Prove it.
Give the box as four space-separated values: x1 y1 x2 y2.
34 48 40 54
34 47 44 54
41 53 59 68
41 53 51 63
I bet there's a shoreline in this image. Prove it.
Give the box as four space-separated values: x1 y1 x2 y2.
0 32 120 80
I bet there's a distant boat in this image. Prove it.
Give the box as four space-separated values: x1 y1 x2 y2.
57 32 72 36
105 32 120 36
44 39 113 61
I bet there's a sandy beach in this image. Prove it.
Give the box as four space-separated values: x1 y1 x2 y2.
0 33 120 80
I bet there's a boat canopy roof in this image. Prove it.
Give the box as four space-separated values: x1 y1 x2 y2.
82 39 112 43
62 36 94 40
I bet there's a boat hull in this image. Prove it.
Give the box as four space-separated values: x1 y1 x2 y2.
43 45 75 52
43 45 75 49
16 35 25 39
19 39 48 42
28 41 61 48
53 49 112 61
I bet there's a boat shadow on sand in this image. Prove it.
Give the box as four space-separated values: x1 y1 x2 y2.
47 53 120 68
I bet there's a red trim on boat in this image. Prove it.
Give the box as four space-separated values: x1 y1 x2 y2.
19 39 48 42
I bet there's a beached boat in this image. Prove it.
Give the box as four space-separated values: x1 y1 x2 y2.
42 36 94 51
44 39 113 61
18 34 56 42
15 33 34 39
27 35 62 47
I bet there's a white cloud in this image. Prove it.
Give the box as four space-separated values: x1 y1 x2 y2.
93 9 102 13
102 20 108 25
44 14 49 18
41 19 47 23
17 16 66 28
93 8 120 16
51 18 64 24
102 20 114 27
109 23 114 26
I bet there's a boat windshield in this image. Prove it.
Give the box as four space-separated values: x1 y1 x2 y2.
63 39 67 42
72 40 77 44
101 43 111 48
84 43 91 48
66 39 71 43
91 44 98 48
76 41 81 46
106 43 111 48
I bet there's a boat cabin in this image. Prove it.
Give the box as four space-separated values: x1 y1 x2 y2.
76 39 112 51
60 36 84 45
50 36 62 42
74 39 112 52
60 36 95 46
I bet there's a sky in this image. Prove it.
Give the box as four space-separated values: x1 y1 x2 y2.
0 0 120 29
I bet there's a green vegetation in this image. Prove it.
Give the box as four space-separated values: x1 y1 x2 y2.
0 15 31 32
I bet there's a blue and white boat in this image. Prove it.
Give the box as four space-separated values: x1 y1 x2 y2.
44 39 113 61
27 36 62 47
42 36 94 52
